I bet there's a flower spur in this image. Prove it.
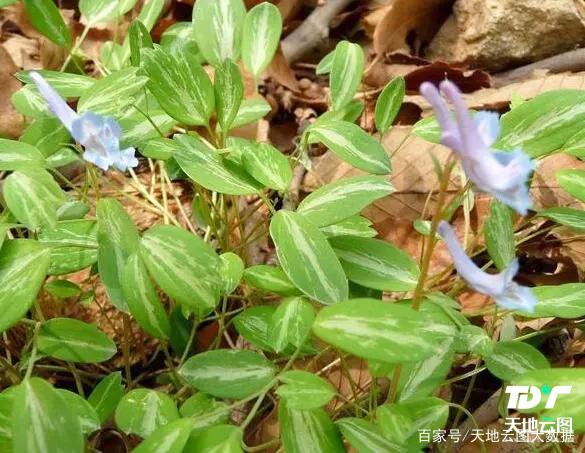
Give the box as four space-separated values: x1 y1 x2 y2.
438 221 536 313
420 80 534 215
29 71 138 172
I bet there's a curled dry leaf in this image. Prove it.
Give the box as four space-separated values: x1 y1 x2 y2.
0 44 24 138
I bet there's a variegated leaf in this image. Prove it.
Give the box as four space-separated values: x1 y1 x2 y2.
375 76 405 135
18 70 94 97
231 98 271 129
297 175 393 227
0 139 46 170
243 265 301 296
134 419 193 453
115 389 179 438
242 143 292 191
330 41 364 111
242 2 282 77
56 390 100 435
269 297 314 352
320 216 377 238
87 372 124 423
214 59 244 133
269 210 348 304
79 0 137 24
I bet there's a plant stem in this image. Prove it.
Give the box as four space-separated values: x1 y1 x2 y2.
60 25 91 72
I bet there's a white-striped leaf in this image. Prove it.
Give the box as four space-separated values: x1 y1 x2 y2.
37 318 117 363
12 378 83 453
231 98 271 129
214 59 244 133
38 220 98 275
243 264 301 296
4 168 67 230
179 349 275 399
270 210 348 304
485 200 515 271
185 425 243 453
115 389 179 438
329 237 419 291
22 0 71 47
242 2 282 77
0 138 46 170
219 252 244 295
375 77 405 134
320 216 377 238
337 418 404 453
18 70 94 97
316 50 334 75
484 341 549 381
87 372 124 424
233 306 277 352
524 283 585 318
242 142 292 191
134 419 193 453
97 199 140 312
330 41 364 111
174 133 261 195
136 0 165 31
179 394 230 430
298 175 393 227
57 390 100 435
313 299 442 362
119 109 177 149
0 240 50 333
121 253 170 340
539 207 585 231
79 0 137 24
557 168 585 202
139 224 221 317
192 0 246 67
141 137 179 161
309 120 391 174
142 46 214 126
269 297 314 352
277 370 335 410
78 68 147 117
11 85 49 118
20 117 69 157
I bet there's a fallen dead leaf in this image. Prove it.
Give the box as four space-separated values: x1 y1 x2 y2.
0 44 24 139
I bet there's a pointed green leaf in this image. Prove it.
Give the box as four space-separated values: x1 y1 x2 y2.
557 169 585 202
134 419 193 453
233 306 277 352
375 77 405 134
18 70 94 97
232 98 271 129
244 264 300 296
336 418 404 453
129 20 152 66
315 50 334 75
298 175 393 227
214 59 244 133
269 297 314 352
0 138 46 170
219 252 244 295
277 370 335 410
270 210 348 304
23 0 71 47
330 41 364 111
115 389 179 438
484 341 549 381
539 207 585 231
321 216 377 238
57 390 100 435
45 280 82 298
79 0 138 25
242 142 292 191
179 393 229 430
88 372 125 423
20 116 69 157
485 200 515 271
185 425 243 453
242 2 282 77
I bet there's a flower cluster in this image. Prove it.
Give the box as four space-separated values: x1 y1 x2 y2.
421 80 536 312
30 72 138 172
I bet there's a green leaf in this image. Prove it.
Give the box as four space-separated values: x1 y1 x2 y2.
174 133 261 195
214 59 244 133
139 224 221 317
0 387 16 451
4 168 67 230
321 216 377 238
329 237 419 291
134 419 193 453
97 199 140 311
141 137 179 161
539 207 585 231
330 41 364 111
557 168 585 202
270 210 348 304
454 325 492 355
57 201 89 221
129 20 152 66
336 418 404 453
23 0 71 47
37 318 117 363
136 0 165 30
13 378 83 453
179 349 275 399
11 85 49 118
0 240 49 333
512 368 585 431
269 297 314 352
179 393 229 430
243 265 300 296
309 120 391 174
277 370 335 410
242 142 292 191
563 128 585 158
484 200 515 271
160 22 200 57
45 280 81 298
121 253 170 340
313 299 444 363
375 77 405 134
115 389 179 438
20 117 69 156
77 68 147 117
298 175 393 227
497 90 585 157
279 402 345 453
0 138 46 170
219 252 244 295
18 70 94 97
38 219 98 275
316 50 334 75
242 2 282 77
232 98 272 129
185 425 243 453
79 0 137 25
524 283 585 318
119 109 176 149
192 0 246 67
88 372 124 423
233 306 277 352
141 46 214 126
485 341 549 381
57 390 100 435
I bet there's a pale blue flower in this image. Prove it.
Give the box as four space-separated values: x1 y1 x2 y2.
438 221 536 313
29 71 138 172
420 80 534 215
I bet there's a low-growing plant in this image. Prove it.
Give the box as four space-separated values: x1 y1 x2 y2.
1 0 585 451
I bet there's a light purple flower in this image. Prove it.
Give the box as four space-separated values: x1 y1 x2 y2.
29 71 138 172
438 221 536 313
420 80 534 215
